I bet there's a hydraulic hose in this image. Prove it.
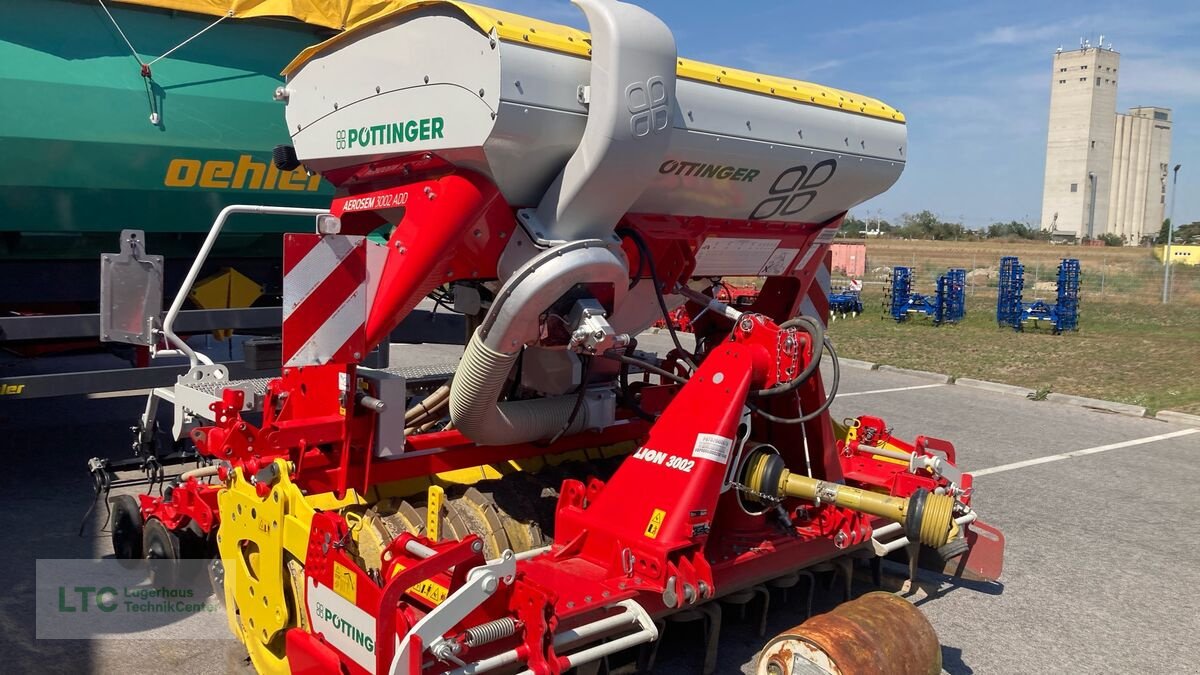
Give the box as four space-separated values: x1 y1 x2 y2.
748 337 840 425
752 315 825 397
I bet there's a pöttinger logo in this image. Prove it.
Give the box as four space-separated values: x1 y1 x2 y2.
335 130 347 150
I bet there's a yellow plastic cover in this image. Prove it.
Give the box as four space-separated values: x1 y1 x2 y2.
116 0 903 122
111 0 416 30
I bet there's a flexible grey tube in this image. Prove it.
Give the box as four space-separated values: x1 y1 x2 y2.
451 335 586 445
450 241 627 446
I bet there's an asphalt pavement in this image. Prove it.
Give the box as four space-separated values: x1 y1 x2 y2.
1 332 1197 673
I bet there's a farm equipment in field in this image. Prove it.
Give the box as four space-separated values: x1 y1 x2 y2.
884 266 966 325
996 256 1080 334
828 280 864 320
92 2 1004 673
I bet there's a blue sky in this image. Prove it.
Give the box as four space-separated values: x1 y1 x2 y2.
491 0 1198 229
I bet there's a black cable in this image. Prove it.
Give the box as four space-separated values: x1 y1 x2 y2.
747 337 840 424
601 352 689 385
616 227 696 369
617 338 636 397
627 241 646 291
547 355 594 445
615 338 658 422
751 315 826 397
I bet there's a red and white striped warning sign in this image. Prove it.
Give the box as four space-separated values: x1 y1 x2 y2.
798 251 833 327
282 233 367 367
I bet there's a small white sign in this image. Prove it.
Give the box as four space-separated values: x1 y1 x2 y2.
692 433 733 464
693 237 780 276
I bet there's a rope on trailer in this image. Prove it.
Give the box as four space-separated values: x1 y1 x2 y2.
95 1 232 78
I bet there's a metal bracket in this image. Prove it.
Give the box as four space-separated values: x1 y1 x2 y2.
99 229 163 346
391 551 518 674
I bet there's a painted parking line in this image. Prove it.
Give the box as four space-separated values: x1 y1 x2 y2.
837 383 946 398
973 428 1199 478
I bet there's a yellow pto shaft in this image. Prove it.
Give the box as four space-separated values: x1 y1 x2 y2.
742 449 960 550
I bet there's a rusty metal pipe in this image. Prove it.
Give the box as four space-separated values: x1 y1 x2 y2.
755 591 941 675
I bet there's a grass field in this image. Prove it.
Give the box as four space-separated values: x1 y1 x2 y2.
823 241 1200 414
845 238 1200 304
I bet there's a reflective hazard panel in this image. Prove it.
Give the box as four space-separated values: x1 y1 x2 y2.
282 233 367 367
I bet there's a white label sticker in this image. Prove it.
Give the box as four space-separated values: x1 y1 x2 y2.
692 433 733 464
795 227 839 274
338 371 348 392
759 248 800 276
307 580 377 670
693 237 780 276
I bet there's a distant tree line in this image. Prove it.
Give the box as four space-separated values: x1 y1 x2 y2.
839 211 1052 241
838 211 1199 246
1156 219 1200 245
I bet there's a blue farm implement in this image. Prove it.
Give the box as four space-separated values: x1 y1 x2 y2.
996 256 1081 334
885 267 966 325
828 286 864 319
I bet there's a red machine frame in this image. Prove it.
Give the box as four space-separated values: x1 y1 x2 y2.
131 159 1002 674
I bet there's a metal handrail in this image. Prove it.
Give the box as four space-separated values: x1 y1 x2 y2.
154 204 329 368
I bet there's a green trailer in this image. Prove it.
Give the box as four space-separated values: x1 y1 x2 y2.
0 0 443 397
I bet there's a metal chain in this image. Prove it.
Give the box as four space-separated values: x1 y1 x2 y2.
728 480 783 506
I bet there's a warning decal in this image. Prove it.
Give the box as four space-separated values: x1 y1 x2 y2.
645 508 667 539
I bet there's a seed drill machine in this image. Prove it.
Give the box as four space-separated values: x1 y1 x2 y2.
98 1 1004 673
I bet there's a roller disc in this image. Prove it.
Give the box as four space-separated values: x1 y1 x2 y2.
755 592 941 675
110 495 144 560
143 517 181 560
178 520 214 559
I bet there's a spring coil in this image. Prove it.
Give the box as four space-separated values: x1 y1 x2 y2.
463 617 517 647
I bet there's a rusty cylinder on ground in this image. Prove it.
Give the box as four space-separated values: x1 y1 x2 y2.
755 591 942 675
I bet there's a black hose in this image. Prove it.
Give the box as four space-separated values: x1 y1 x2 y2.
547 355 594 445
751 315 826 397
616 227 696 370
747 337 840 424
627 240 646 290
601 352 689 385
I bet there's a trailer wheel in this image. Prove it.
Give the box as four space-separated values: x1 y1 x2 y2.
143 517 181 560
110 495 144 560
